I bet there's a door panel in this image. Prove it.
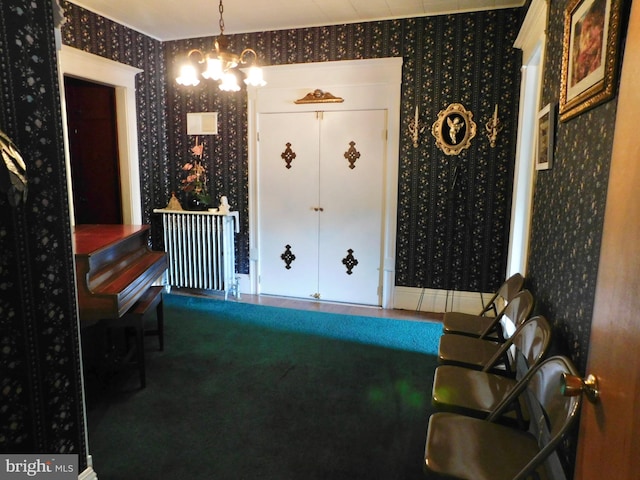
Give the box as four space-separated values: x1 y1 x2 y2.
257 110 386 305
258 112 320 299
574 3 640 477
319 110 386 305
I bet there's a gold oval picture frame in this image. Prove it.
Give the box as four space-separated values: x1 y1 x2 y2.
431 103 477 155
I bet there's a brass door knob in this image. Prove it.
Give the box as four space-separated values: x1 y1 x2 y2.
561 373 599 403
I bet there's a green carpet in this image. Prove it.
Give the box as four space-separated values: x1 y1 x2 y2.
85 294 442 479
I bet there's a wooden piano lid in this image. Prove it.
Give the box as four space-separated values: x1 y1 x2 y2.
74 224 150 255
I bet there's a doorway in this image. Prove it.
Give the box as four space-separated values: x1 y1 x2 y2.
64 76 122 224
247 57 403 308
58 44 143 226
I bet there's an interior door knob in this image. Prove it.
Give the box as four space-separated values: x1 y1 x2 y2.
561 373 599 403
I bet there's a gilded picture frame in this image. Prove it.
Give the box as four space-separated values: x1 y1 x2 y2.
559 0 623 122
536 103 555 171
431 103 477 156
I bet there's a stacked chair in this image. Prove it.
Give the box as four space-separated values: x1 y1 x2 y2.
433 315 552 428
437 289 534 368
424 355 583 480
442 272 524 337
424 274 584 480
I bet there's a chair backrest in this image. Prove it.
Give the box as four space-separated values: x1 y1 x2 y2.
488 356 583 480
479 272 525 316
479 289 533 340
482 315 551 374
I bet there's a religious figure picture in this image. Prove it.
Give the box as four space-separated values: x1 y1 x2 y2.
431 103 477 156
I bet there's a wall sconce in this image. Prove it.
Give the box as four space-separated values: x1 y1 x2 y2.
408 105 426 148
561 372 600 403
485 104 503 148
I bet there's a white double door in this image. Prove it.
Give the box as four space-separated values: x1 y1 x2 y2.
257 109 387 305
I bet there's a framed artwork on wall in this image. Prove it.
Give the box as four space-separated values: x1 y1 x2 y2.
559 0 624 122
536 103 554 171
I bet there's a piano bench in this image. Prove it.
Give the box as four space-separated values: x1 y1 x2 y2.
133 285 165 352
105 286 164 389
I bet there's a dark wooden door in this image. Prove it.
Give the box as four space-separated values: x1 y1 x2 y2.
574 2 640 477
64 76 122 224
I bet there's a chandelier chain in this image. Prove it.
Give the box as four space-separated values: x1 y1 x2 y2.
218 0 225 35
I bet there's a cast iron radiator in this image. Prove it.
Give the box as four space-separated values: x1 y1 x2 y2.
154 209 239 298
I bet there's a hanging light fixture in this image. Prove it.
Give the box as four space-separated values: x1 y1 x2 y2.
176 0 266 91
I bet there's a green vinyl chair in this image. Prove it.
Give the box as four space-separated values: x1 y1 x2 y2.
432 316 552 428
424 355 583 480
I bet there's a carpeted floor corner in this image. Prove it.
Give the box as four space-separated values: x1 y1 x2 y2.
85 295 442 479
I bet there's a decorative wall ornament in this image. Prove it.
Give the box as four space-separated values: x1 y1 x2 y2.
342 249 359 275
281 244 296 269
344 141 361 169
294 89 344 104
485 104 504 148
281 142 296 169
165 192 184 210
431 103 477 155
0 129 28 206
408 105 426 148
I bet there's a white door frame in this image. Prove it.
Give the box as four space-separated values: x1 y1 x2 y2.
509 0 548 277
58 45 143 226
247 57 403 308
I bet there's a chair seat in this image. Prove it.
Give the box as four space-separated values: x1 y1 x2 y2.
432 365 528 424
424 412 549 480
443 311 497 336
438 333 504 369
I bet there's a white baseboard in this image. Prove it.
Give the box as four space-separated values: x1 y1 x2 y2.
393 286 493 314
78 466 98 480
237 279 492 314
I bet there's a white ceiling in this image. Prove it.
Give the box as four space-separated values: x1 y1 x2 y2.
66 0 525 42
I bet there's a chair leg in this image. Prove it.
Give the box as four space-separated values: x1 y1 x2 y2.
155 301 164 351
136 324 146 388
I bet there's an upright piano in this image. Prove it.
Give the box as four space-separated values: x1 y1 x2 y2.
74 224 167 324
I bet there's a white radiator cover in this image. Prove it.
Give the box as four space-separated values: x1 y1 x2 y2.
154 209 239 298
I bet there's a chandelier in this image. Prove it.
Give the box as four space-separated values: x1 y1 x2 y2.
175 0 266 92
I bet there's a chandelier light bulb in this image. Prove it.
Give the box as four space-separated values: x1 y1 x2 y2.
202 57 224 81
219 71 240 92
244 66 266 87
176 64 200 86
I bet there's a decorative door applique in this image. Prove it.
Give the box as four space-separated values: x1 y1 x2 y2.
344 141 361 169
342 249 359 275
281 244 296 269
281 142 296 169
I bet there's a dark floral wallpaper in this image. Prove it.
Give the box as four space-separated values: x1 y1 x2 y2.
528 0 620 376
164 11 523 293
61 1 170 243
60 3 523 294
525 0 627 475
3 0 624 475
0 0 86 466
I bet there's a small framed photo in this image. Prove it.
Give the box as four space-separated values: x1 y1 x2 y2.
559 0 624 121
536 104 554 171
